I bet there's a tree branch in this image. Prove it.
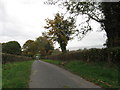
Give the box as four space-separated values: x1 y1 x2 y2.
87 13 105 23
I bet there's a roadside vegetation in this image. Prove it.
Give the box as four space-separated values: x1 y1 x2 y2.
2 60 33 88
0 64 2 89
42 59 119 88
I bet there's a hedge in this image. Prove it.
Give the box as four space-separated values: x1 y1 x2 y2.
45 47 120 66
2 53 32 64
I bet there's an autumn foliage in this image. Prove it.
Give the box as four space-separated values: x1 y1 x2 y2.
44 13 76 53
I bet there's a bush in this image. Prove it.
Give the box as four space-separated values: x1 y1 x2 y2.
2 53 32 64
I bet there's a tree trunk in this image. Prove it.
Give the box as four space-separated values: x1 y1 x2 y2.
60 43 67 53
102 2 120 48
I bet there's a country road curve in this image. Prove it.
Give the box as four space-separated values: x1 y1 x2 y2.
29 60 101 88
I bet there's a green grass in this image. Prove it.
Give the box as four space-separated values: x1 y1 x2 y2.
43 59 61 65
2 60 33 88
42 59 119 88
0 64 2 89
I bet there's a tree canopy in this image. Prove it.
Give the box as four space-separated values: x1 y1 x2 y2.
35 36 54 56
44 13 76 53
2 41 21 55
22 40 36 57
64 1 120 48
22 36 54 58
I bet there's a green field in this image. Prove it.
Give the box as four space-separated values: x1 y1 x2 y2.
43 59 119 88
2 60 33 88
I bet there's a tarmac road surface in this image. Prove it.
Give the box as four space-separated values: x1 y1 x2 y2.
29 60 101 88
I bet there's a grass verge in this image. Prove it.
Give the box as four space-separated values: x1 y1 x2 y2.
42 59 119 88
0 64 2 89
2 60 33 88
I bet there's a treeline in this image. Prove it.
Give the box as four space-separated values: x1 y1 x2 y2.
45 47 120 67
22 36 55 58
1 41 32 64
1 36 61 63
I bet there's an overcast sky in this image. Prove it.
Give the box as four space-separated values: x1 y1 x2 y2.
0 0 107 50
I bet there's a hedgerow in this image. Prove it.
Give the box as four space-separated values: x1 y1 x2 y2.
45 47 120 67
2 53 32 64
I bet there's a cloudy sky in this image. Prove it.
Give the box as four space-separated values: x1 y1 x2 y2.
0 0 107 50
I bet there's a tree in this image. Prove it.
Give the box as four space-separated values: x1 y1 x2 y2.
63 1 120 48
2 41 21 55
51 49 61 55
35 36 54 57
22 40 36 57
101 2 120 47
45 0 120 48
44 13 76 53
22 37 54 58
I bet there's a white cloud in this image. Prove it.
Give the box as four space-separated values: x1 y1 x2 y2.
67 30 107 50
0 0 59 45
0 0 107 50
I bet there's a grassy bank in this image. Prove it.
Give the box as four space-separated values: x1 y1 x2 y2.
42 59 119 88
2 60 33 88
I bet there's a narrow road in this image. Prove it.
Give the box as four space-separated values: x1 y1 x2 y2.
29 60 101 88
